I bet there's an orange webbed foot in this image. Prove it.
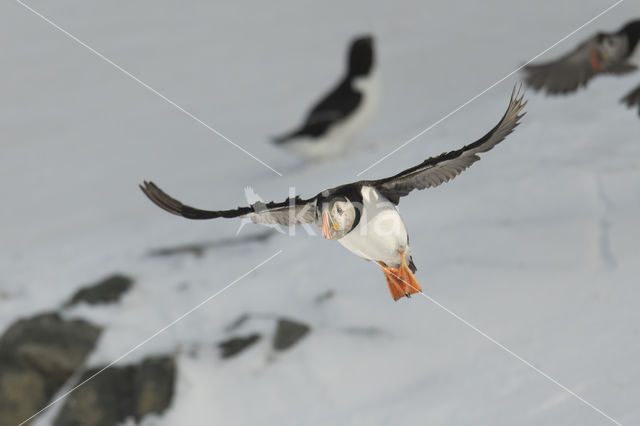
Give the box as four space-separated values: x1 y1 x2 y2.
377 252 421 301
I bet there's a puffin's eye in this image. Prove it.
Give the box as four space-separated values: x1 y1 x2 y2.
337 207 343 215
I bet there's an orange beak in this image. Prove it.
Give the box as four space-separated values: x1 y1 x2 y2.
322 211 331 239
590 48 605 72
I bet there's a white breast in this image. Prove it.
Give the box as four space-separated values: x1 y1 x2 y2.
337 186 409 268
347 68 381 140
282 69 380 161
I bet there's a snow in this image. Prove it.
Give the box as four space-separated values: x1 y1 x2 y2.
1 0 639 425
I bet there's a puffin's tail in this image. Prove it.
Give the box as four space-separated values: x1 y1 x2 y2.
408 255 417 273
272 130 297 145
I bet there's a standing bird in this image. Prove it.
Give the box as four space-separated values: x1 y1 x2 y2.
273 35 380 159
523 19 640 115
141 89 526 301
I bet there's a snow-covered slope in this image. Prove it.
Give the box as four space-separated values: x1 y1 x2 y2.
1 0 639 425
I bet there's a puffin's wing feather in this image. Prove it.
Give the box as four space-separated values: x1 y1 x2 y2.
306 83 362 125
140 181 317 225
523 34 635 95
621 83 640 114
274 82 362 143
367 87 527 204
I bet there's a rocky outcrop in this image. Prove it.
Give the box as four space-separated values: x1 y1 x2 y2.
0 267 316 426
54 356 176 426
148 230 275 258
64 274 133 307
218 334 261 359
0 312 102 426
220 315 312 359
273 318 310 351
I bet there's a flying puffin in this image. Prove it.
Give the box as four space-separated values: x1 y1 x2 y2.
272 35 380 159
523 19 640 115
141 89 526 301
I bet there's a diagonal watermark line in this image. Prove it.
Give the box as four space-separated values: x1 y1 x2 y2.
15 0 283 177
357 0 625 177
385 269 622 425
416 290 623 425
18 250 283 426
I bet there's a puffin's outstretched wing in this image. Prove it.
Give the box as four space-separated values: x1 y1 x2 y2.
523 33 636 95
140 181 317 226
621 83 640 115
367 87 527 205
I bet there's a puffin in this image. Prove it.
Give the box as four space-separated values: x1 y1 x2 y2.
141 89 526 301
272 35 380 159
523 19 640 115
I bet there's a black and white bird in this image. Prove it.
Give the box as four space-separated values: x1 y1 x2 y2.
141 90 526 301
273 35 380 159
523 19 640 115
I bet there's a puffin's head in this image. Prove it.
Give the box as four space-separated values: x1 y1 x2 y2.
348 35 374 77
592 32 628 71
319 196 358 240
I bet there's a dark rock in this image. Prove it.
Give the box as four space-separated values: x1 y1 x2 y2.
272 318 310 351
314 290 335 304
342 326 385 336
65 274 133 307
148 243 207 258
0 312 101 426
224 313 251 333
218 334 261 359
148 230 275 258
54 356 175 426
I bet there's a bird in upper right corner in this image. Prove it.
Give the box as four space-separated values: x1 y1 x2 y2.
272 35 380 160
522 19 640 115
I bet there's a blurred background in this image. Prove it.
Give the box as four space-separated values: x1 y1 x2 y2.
1 0 639 425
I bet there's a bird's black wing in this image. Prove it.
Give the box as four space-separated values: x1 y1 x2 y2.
274 80 362 143
621 83 640 115
140 181 317 226
365 88 527 205
523 34 636 95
